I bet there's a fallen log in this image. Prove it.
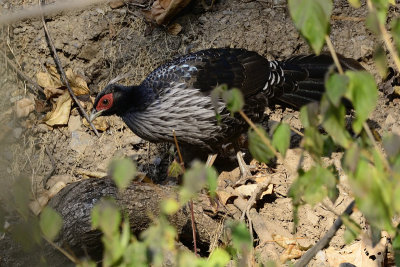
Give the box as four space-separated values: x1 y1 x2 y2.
48 178 226 260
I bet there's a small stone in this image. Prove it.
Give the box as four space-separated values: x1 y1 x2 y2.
13 127 23 139
124 134 143 145
36 123 51 133
384 114 396 126
68 115 82 132
70 131 93 153
109 0 125 9
392 124 400 136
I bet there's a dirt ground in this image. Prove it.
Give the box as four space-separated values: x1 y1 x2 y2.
1 0 400 265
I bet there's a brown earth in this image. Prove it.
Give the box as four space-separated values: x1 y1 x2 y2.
0 0 399 265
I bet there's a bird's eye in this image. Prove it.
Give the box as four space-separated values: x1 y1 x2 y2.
102 99 109 105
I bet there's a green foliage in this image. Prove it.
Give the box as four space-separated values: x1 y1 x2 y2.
168 159 184 178
110 157 137 190
248 125 275 163
179 160 218 203
393 18 400 54
272 123 291 157
39 207 62 241
341 215 362 244
211 84 244 116
344 71 378 134
288 0 332 54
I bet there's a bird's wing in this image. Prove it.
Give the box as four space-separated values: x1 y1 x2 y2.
140 48 272 97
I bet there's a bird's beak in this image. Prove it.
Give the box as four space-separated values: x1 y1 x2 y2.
89 109 104 122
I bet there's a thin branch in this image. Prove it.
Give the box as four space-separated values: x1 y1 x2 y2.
325 35 344 74
172 129 197 256
39 0 99 137
366 0 400 72
294 200 355 267
1 47 44 95
172 130 184 168
0 0 110 25
43 236 79 264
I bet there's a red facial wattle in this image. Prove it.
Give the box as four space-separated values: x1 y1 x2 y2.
96 94 113 111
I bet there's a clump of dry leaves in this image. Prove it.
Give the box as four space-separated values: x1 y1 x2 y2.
35 65 108 131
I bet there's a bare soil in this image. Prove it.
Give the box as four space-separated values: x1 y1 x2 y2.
1 0 399 265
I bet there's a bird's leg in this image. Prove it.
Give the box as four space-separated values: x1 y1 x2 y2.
206 153 218 167
236 151 252 179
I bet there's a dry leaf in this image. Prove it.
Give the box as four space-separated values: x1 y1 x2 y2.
36 65 63 89
83 116 109 131
146 0 192 25
44 91 72 126
235 183 273 198
65 68 90 96
44 87 65 99
15 98 35 118
326 233 388 267
35 99 51 113
273 234 310 263
109 0 125 9
167 22 182 35
217 190 237 205
29 181 66 215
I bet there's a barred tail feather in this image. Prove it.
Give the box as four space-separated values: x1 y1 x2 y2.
273 53 364 110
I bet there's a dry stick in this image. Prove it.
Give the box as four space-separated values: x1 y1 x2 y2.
43 145 56 189
294 200 355 267
1 47 44 95
0 0 110 25
365 0 400 73
39 0 99 137
43 236 79 264
172 130 198 256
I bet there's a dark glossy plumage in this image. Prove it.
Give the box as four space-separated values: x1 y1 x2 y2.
91 48 362 153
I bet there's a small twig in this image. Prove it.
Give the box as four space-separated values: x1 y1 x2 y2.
1 47 44 95
325 35 344 74
240 177 272 221
363 122 391 172
39 0 99 137
239 110 282 161
43 235 79 264
172 129 197 256
331 15 365 22
294 200 355 267
0 0 110 24
43 145 56 189
366 0 400 73
172 130 184 168
290 126 304 137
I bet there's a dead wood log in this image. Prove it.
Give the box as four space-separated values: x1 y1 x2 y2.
48 178 226 260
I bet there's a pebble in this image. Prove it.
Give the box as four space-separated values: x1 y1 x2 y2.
70 131 93 153
68 115 82 132
384 114 396 126
13 127 23 139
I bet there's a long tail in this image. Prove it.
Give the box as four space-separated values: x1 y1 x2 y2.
272 54 364 109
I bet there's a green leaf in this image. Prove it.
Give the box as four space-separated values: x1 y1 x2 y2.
345 71 378 134
383 133 400 159
11 218 42 251
222 88 244 114
272 123 291 157
13 177 31 219
206 166 218 199
39 207 63 241
373 46 389 79
321 96 351 148
392 18 400 54
325 73 349 107
180 161 217 203
91 199 121 237
167 160 184 178
348 0 361 8
248 125 275 163
227 221 252 251
303 127 324 158
207 248 230 267
300 102 319 128
289 165 339 206
161 198 180 215
288 0 332 54
110 157 137 190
